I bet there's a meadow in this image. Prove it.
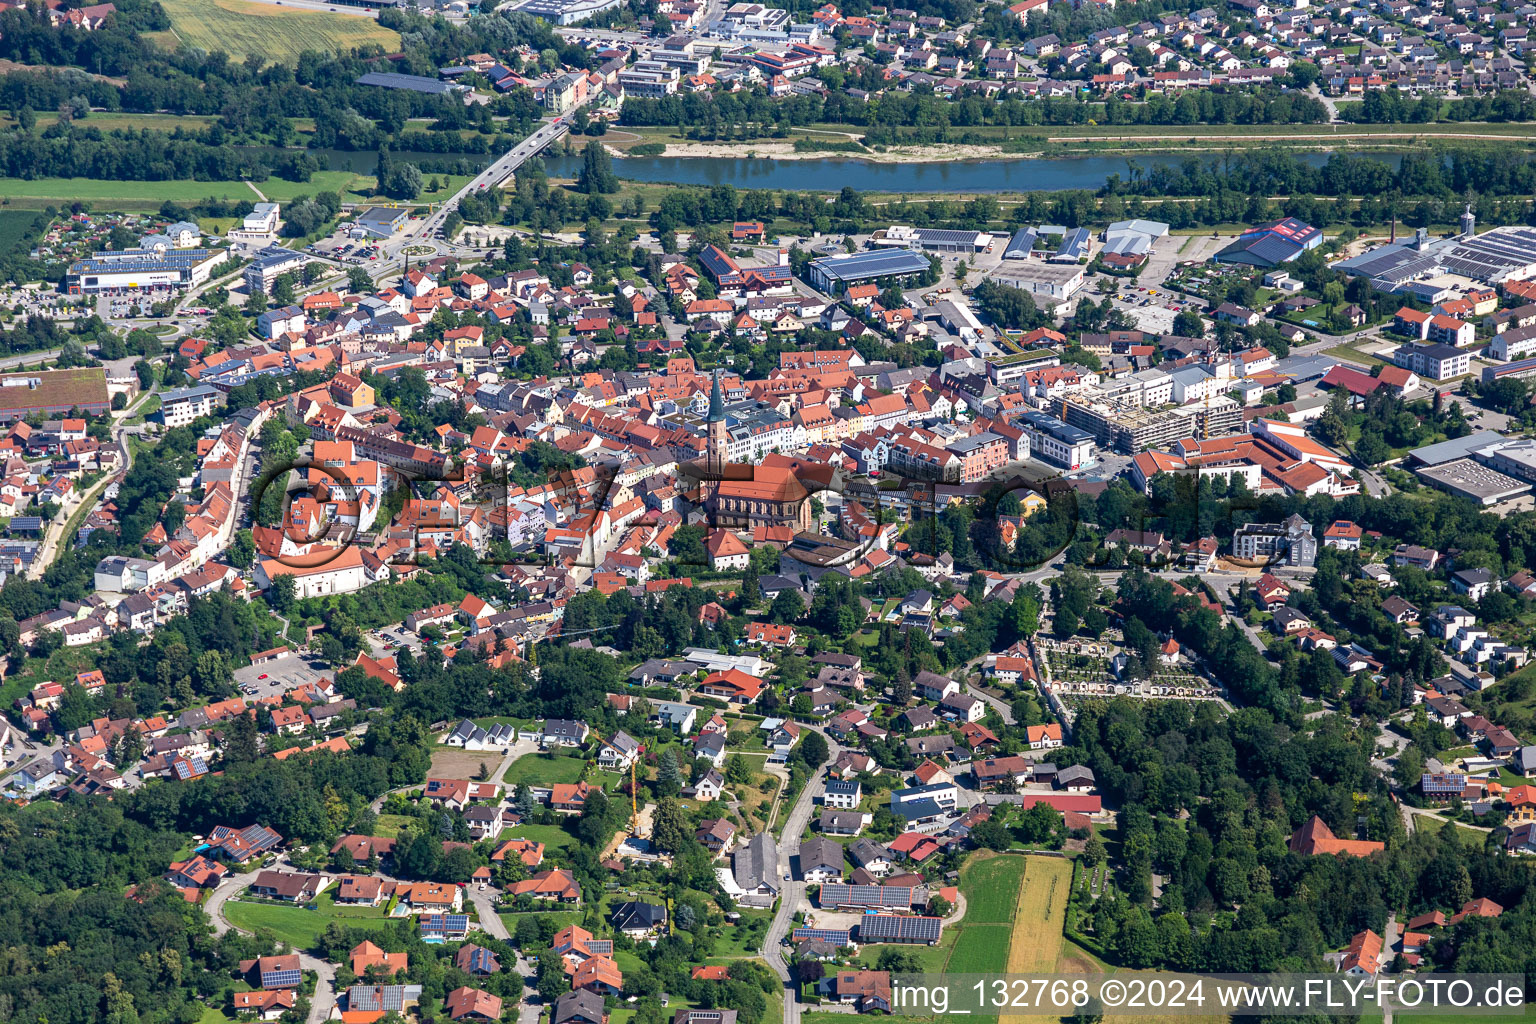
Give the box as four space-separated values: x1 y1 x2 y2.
154 0 399 65
958 852 1029 924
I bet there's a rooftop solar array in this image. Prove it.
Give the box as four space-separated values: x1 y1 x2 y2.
857 914 944 943
809 249 933 283
819 883 915 907
1339 226 1536 286
1004 227 1037 258
792 927 853 944
420 914 469 934
348 986 408 1012
261 968 303 989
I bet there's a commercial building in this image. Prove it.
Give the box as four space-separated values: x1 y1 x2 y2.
349 207 410 240
243 247 308 295
1334 222 1536 292
1016 410 1095 470
1059 395 1241 455
1415 458 1530 505
1002 226 1038 259
1214 217 1323 267
357 72 469 97
986 261 1086 303
873 225 993 253
65 248 229 294
509 0 626 23
807 249 933 293
616 60 680 97
1393 341 1469 380
0 368 110 422
1051 227 1092 263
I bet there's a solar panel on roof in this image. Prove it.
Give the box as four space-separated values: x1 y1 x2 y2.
820 883 914 907
793 927 853 944
262 969 303 988
585 939 614 955
857 914 943 943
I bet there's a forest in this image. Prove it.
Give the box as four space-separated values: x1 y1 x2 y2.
1067 697 1536 983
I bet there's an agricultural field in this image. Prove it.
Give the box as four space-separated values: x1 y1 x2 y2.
947 924 1012 972
1006 856 1073 973
959 852 1029 924
154 0 399 65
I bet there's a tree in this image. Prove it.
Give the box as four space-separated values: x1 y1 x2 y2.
655 748 683 797
347 266 371 293
725 753 751 784
268 574 297 614
650 797 688 852
228 530 256 569
383 163 423 201
576 142 619 194
798 730 829 768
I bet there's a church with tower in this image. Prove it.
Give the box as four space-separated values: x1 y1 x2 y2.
700 368 815 534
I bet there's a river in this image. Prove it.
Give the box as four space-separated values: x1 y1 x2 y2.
297 146 1398 193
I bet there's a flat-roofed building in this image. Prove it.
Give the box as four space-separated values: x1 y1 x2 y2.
0 367 109 421
986 261 1086 302
65 248 229 294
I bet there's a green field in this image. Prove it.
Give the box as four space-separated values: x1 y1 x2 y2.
156 0 399 65
497 821 578 855
947 924 1012 972
959 853 1029 924
372 814 416 837
222 898 393 949
500 752 586 788
0 171 369 210
0 209 43 255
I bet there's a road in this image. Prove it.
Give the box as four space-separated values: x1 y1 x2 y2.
414 117 576 242
28 388 154 580
206 871 339 1024
762 726 842 1024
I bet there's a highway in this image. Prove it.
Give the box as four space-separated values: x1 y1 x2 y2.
414 116 574 241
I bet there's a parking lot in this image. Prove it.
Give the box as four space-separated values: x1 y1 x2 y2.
366 625 426 660
307 234 383 266
232 652 333 700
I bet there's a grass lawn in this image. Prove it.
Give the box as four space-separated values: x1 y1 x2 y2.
0 171 370 210
222 898 392 950
500 751 586 787
710 907 773 958
155 0 399 64
372 814 416 837
947 924 1012 972
613 949 648 975
497 821 578 855
959 852 1029 924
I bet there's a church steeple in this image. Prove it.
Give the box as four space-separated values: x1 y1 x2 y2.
706 368 728 471
708 367 725 422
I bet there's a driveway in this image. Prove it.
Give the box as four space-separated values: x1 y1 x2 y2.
206 871 339 1024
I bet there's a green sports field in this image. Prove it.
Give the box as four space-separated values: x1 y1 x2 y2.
155 0 399 65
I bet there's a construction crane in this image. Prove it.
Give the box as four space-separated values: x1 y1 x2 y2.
587 727 644 840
